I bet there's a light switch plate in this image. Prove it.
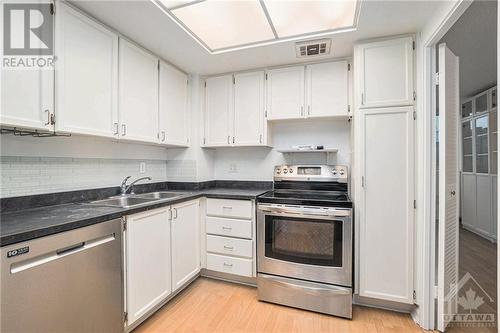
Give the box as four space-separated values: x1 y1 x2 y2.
229 163 237 173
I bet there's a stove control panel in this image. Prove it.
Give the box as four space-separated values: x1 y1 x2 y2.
274 165 348 182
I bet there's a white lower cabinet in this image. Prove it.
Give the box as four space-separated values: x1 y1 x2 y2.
206 253 253 277
171 200 201 291
206 235 253 258
125 208 171 326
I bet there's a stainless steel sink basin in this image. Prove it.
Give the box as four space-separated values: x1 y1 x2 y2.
87 196 156 208
134 191 186 200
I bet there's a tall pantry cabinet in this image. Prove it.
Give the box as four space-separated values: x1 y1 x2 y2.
354 36 416 305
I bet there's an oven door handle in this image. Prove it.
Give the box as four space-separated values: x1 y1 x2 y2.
258 205 351 219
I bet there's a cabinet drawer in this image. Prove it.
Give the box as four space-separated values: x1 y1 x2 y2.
206 216 252 239
206 253 253 277
206 198 252 219
206 235 253 258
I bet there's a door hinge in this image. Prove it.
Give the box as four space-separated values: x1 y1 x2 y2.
50 113 56 125
265 110 268 118
434 72 440 86
413 91 416 101
413 111 417 120
412 41 415 50
413 200 417 209
124 312 128 323
413 290 417 301
204 81 207 88
265 73 268 80
361 176 365 188
157 61 160 70
50 2 55 15
348 105 351 113
186 79 189 85
203 137 206 145
233 76 235 84
348 63 351 71
122 217 127 231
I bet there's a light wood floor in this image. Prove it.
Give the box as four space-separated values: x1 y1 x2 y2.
134 277 425 333
447 228 497 333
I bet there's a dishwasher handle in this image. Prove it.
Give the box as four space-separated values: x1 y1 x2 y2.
56 242 85 256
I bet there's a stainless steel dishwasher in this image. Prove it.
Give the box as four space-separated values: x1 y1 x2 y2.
1 218 123 333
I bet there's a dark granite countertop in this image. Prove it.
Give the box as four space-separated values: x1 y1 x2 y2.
0 188 270 247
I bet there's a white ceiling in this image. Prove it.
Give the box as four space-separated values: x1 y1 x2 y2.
71 0 452 75
439 0 497 99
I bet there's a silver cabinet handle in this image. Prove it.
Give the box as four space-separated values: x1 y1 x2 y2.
361 93 365 105
223 245 234 250
222 226 232 230
121 124 126 136
162 131 166 142
232 136 235 144
173 208 178 219
227 136 230 144
223 262 233 267
222 206 232 210
307 105 311 115
113 123 119 135
301 106 304 116
259 134 262 144
44 109 50 125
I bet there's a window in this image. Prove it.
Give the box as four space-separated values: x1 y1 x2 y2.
462 120 473 172
461 100 473 118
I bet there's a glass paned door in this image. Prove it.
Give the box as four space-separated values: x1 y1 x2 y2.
462 120 473 172
475 115 489 173
264 215 343 267
491 111 497 174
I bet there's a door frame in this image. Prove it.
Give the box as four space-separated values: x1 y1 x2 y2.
419 0 489 330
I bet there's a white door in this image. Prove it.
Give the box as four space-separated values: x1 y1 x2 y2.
437 43 460 332
306 61 349 118
359 106 414 304
125 208 171 326
119 39 158 143
0 2 54 131
357 37 414 108
159 61 188 146
204 75 232 146
266 66 305 120
171 200 200 291
55 3 118 137
234 71 265 146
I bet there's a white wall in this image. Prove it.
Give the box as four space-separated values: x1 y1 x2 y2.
214 119 352 181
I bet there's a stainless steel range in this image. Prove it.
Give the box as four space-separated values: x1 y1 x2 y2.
257 165 353 318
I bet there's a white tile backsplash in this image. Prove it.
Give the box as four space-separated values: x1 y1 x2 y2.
0 156 168 198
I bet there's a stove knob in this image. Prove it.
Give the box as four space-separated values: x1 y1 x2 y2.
283 169 288 174
332 170 337 175
289 168 293 173
340 170 345 175
276 169 281 174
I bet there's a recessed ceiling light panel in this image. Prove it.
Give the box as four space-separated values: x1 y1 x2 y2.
170 0 275 50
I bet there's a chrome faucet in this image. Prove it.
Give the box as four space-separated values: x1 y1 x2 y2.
120 176 152 195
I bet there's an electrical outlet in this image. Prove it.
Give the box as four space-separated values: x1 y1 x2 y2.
229 163 237 173
140 162 146 174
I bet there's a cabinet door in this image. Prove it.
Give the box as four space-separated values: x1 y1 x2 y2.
204 75 232 146
306 61 349 118
55 3 118 137
119 39 158 143
171 200 200 291
358 37 414 108
126 208 171 326
266 66 305 120
359 106 414 304
234 71 265 146
159 61 188 146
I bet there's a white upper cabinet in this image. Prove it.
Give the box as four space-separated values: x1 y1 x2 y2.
171 200 200 292
204 75 233 146
234 71 266 146
357 37 414 108
306 61 349 118
125 208 171 326
266 66 305 120
1 3 54 132
55 3 118 137
159 61 189 146
119 39 159 143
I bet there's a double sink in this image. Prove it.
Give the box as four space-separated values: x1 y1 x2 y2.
86 191 189 209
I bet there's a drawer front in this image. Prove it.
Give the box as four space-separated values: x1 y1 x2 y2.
206 253 253 277
206 216 252 239
206 198 252 219
206 235 253 258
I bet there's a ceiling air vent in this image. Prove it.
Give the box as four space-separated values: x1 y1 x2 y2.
295 39 331 58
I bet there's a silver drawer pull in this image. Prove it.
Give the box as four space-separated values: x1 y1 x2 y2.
223 262 233 267
222 226 232 230
223 245 234 250
222 206 232 210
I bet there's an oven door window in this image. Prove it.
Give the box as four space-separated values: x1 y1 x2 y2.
264 215 343 267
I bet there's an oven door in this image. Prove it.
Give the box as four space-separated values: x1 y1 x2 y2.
257 203 352 287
